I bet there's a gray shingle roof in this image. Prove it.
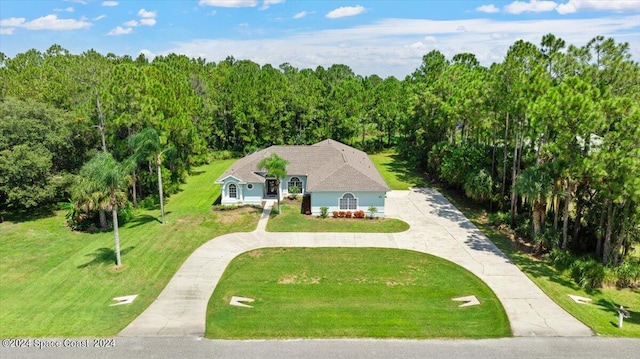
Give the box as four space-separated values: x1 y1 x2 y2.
215 139 390 192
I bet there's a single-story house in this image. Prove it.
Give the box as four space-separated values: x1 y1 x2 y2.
215 139 390 217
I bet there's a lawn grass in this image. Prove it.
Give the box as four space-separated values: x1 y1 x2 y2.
0 160 261 337
266 199 410 233
369 152 429 190
206 247 510 339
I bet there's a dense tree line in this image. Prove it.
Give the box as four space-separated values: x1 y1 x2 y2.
0 35 638 282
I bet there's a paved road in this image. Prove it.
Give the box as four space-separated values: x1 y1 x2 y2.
120 189 592 338
3 337 639 359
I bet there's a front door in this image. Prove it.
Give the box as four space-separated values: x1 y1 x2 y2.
266 179 278 196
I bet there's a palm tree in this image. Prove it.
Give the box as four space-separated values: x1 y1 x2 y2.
71 176 110 229
513 165 553 239
76 152 130 266
129 128 173 224
257 153 289 213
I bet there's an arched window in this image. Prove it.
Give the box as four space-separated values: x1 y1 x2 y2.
339 193 357 210
228 183 237 198
288 176 302 191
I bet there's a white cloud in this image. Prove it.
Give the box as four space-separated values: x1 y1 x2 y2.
424 36 437 43
326 5 365 19
122 9 157 28
1 15 92 31
477 4 500 13
504 0 558 14
102 1 118 6
107 26 132 35
140 18 156 26
198 0 257 7
0 17 26 27
0 27 15 35
163 14 640 78
138 9 157 19
293 11 307 19
94 15 107 21
557 0 640 14
65 0 87 4
261 0 285 10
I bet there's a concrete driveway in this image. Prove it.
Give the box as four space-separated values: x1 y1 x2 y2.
119 189 593 338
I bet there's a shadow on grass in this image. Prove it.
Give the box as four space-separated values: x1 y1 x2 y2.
212 195 222 206
386 153 430 188
77 246 135 268
596 298 640 327
1 205 58 223
126 214 161 228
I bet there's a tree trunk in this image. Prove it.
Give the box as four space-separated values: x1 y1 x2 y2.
603 203 615 265
490 124 497 212
572 198 584 248
501 113 509 210
553 193 560 232
276 179 281 214
532 202 542 237
595 200 607 258
157 155 165 224
510 120 519 227
96 95 107 153
132 168 138 208
99 209 108 229
561 181 572 249
113 207 122 267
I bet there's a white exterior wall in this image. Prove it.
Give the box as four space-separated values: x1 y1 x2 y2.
219 177 263 205
310 191 387 217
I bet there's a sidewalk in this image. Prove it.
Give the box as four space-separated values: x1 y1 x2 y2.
119 189 593 338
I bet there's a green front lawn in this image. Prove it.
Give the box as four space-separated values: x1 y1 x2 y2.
369 152 429 190
266 200 409 233
206 247 510 339
0 160 261 337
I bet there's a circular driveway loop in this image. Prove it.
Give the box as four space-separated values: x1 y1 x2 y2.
119 189 593 338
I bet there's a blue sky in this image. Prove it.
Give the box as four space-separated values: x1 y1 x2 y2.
1 0 639 77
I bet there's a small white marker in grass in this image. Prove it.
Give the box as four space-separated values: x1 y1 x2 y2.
452 295 480 307
568 294 592 304
110 294 138 306
230 296 255 308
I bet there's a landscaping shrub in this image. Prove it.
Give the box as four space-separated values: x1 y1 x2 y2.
570 258 605 290
320 206 328 218
117 201 135 225
332 211 339 218
548 248 576 270
345 211 352 218
464 169 494 202
367 206 378 219
288 185 300 199
613 259 640 288
139 195 159 210
488 211 510 227
354 210 366 218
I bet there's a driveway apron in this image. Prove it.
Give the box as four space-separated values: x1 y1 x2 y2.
119 189 592 338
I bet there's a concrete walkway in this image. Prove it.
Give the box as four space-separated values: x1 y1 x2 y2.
119 189 593 338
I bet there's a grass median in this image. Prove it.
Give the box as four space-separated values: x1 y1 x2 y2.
206 247 510 339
